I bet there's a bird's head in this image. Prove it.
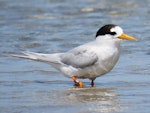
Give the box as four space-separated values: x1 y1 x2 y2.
96 24 137 41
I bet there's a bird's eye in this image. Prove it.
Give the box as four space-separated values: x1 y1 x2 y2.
110 32 116 35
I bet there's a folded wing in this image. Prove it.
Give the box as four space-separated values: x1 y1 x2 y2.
61 48 98 68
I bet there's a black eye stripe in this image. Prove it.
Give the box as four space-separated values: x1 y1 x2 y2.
109 32 116 35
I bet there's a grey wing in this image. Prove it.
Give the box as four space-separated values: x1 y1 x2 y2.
61 49 98 68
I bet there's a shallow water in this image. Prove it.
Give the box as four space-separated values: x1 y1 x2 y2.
0 0 150 113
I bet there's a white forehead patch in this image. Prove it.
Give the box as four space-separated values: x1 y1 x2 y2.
111 26 123 37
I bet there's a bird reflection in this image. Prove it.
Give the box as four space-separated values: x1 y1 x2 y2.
66 87 122 112
33 86 122 113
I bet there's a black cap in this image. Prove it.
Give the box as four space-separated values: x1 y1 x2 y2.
96 24 117 37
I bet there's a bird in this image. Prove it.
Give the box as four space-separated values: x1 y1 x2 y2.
11 24 137 87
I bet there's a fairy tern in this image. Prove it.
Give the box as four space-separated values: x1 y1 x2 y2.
11 24 137 87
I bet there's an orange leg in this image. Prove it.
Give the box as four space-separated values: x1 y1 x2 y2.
72 76 77 83
72 76 84 88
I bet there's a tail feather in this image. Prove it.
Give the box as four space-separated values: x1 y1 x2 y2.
9 53 34 59
22 51 44 60
10 51 62 64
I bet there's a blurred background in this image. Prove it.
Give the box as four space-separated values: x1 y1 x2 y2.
0 0 150 113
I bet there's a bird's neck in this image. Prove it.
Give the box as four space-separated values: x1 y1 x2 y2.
95 35 121 47
96 35 113 40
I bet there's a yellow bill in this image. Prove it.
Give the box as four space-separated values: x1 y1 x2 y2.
118 33 137 41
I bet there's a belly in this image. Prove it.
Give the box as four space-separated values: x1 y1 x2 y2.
60 59 118 79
